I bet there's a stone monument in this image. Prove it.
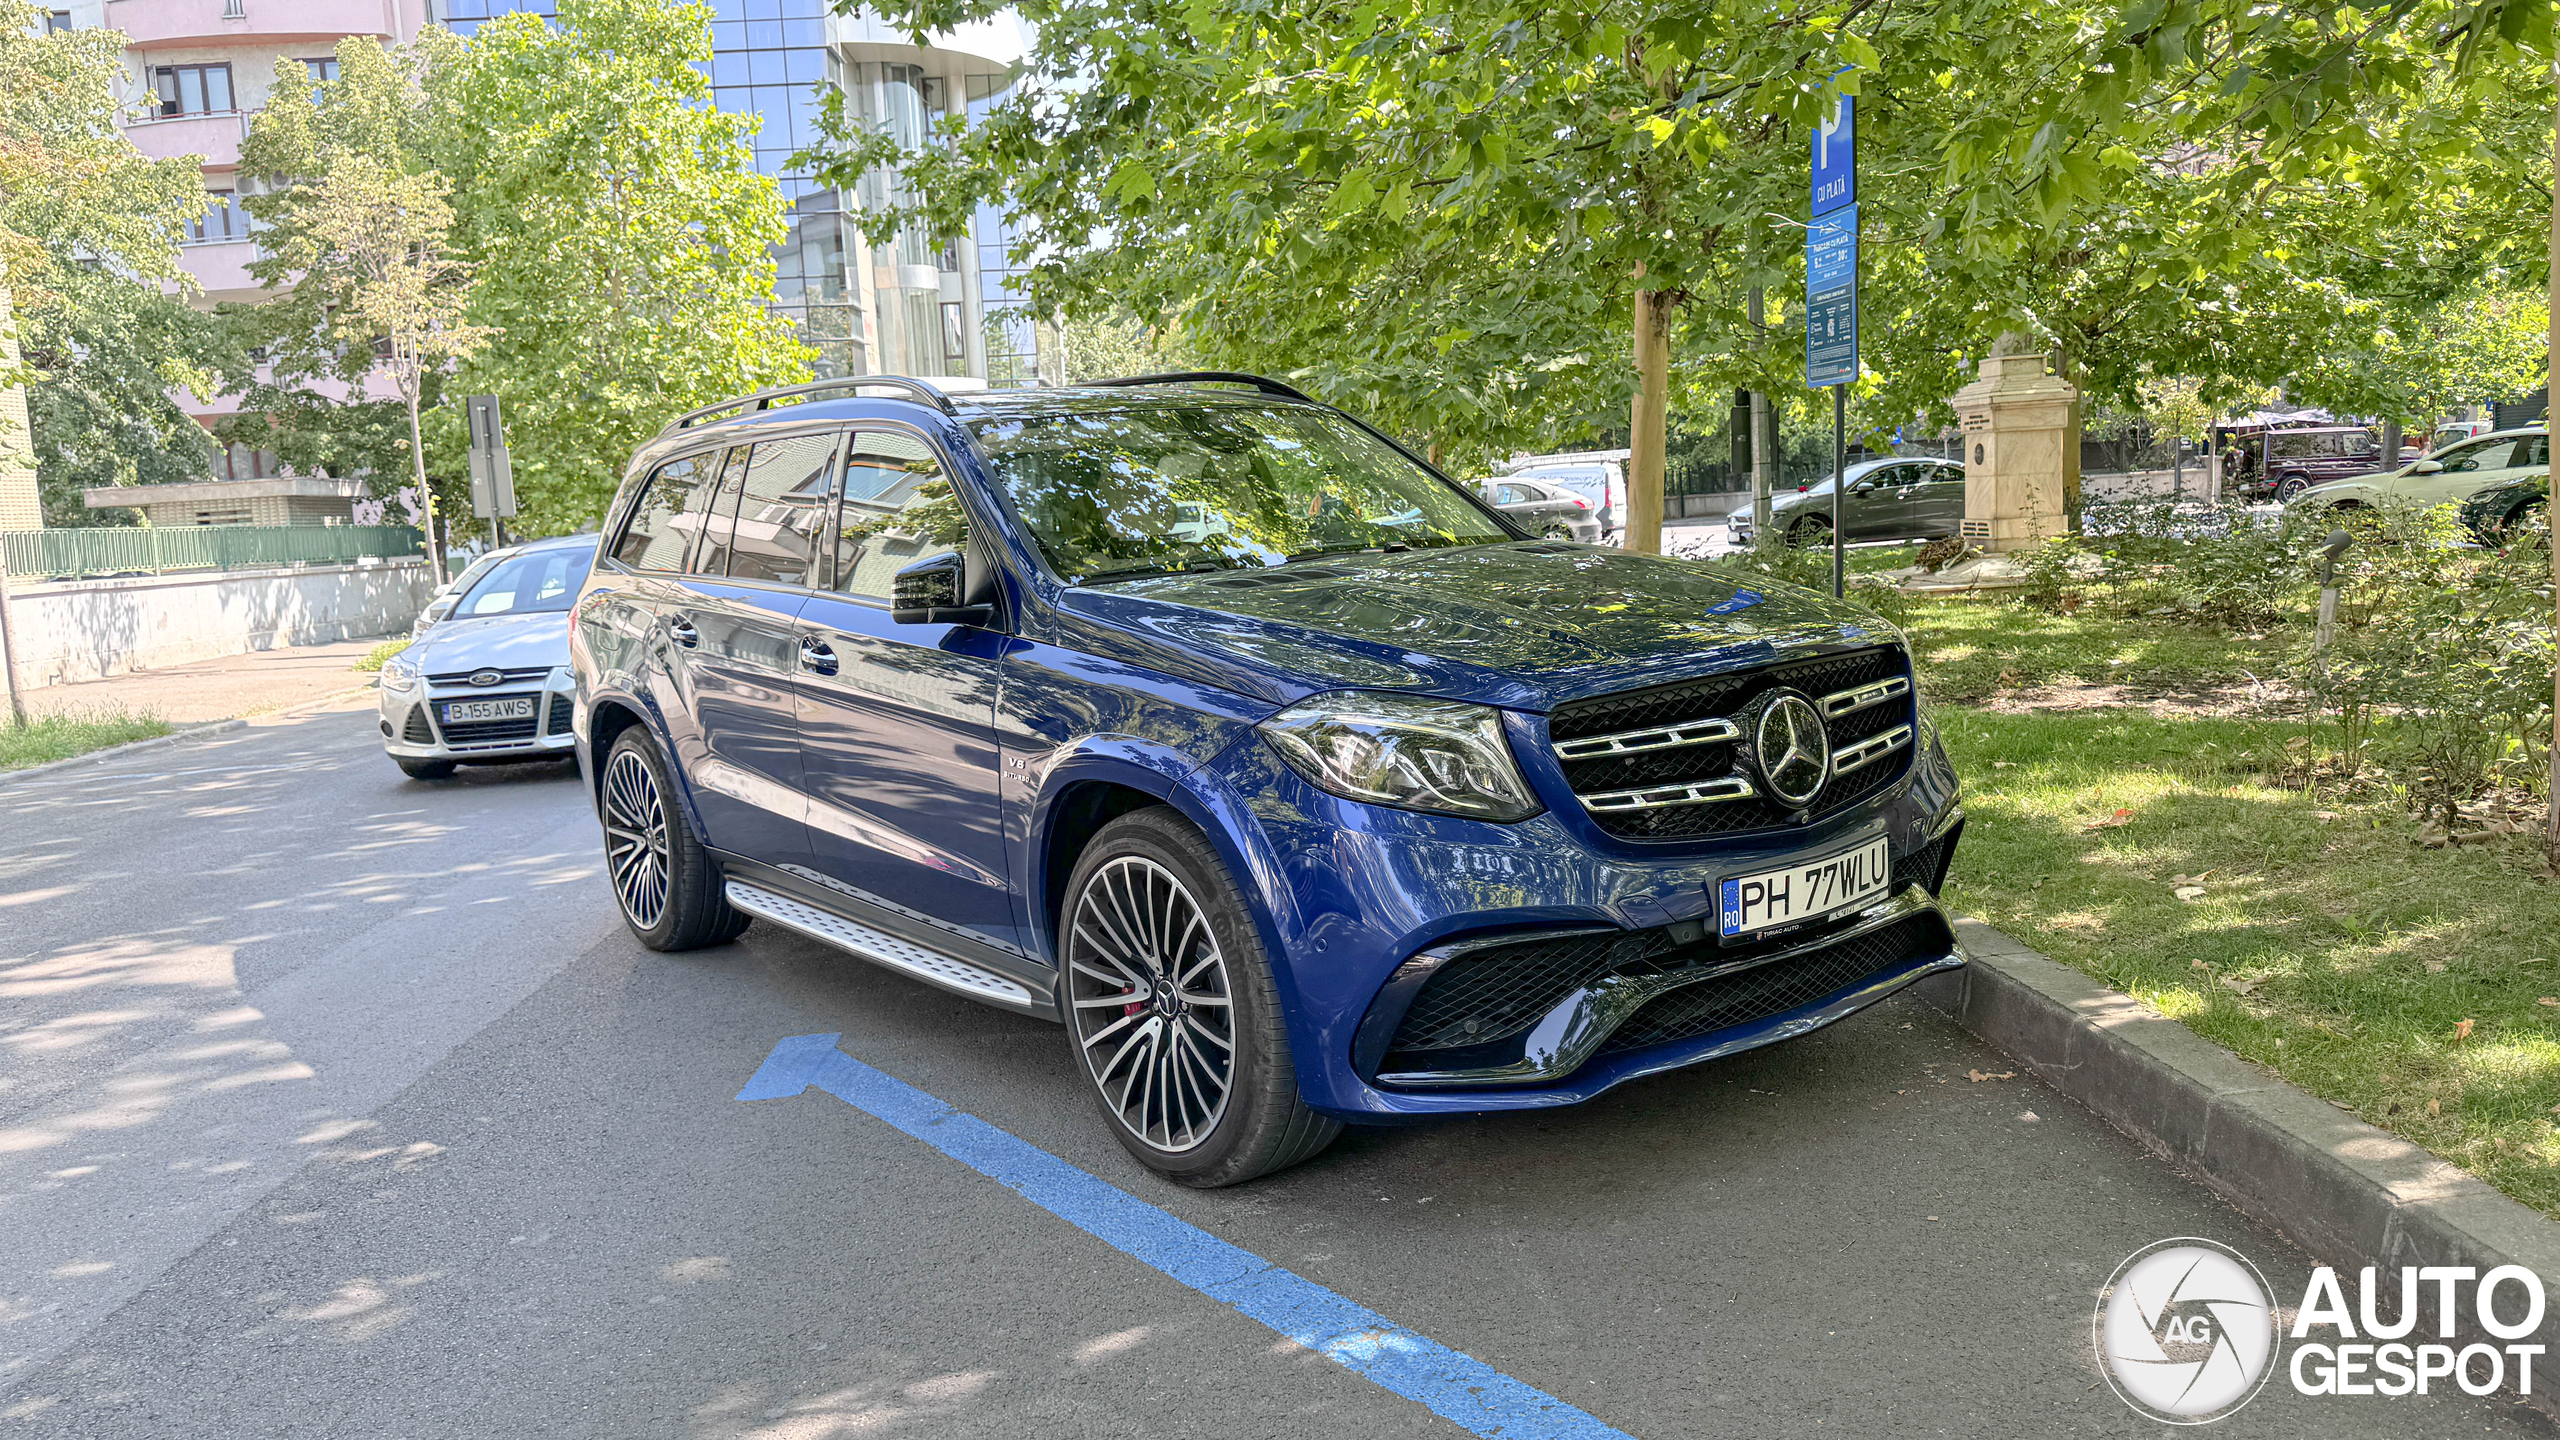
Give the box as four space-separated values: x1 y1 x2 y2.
0 291 39 533
1951 334 2079 552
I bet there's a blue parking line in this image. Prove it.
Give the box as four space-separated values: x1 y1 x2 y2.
738 1033 1637 1440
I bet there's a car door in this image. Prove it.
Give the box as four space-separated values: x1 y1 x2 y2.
1840 463 1903 540
793 426 1018 950
604 446 730 795
1915 462 1966 536
659 438 825 867
2401 435 2520 508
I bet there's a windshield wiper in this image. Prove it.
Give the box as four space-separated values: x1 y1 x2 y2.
1281 545 1375 563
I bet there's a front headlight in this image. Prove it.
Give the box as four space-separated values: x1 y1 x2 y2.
380 656 421 693
1257 692 1541 822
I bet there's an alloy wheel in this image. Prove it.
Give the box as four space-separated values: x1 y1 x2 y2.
1065 855 1236 1154
602 748 671 931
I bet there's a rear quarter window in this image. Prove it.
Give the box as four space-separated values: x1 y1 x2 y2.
613 450 723 572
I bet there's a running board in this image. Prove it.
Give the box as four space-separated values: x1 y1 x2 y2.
724 881 1035 1008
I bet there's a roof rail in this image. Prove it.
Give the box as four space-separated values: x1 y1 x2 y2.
1083 371 1313 403
660 375 957 435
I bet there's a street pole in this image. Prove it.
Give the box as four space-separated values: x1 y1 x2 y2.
0 540 24 728
1748 288 1773 537
1830 386 1846 599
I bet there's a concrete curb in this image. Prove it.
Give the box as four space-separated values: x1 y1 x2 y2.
0 718 249 788
1914 921 2560 1414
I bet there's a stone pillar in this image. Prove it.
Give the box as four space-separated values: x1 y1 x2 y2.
1952 338 2079 552
0 290 41 533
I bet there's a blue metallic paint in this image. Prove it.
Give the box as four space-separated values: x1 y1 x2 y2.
573 384 1968 1129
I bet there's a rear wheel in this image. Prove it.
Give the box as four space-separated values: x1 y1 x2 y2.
2277 473 2313 502
1541 523 1574 540
395 757 456 781
1786 515 1832 549
601 728 747 951
1060 808 1339 1186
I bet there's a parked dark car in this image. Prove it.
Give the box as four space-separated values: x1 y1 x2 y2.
2458 470 2549 543
570 373 1967 1186
2247 426 2383 503
1727 457 1966 548
1475 475 1603 542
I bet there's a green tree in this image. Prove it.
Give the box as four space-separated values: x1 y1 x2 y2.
1 0 231 525
431 0 812 532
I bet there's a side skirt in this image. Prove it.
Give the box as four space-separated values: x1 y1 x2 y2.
716 854 1059 1021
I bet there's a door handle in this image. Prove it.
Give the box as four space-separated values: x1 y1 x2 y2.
797 637 837 676
666 616 699 648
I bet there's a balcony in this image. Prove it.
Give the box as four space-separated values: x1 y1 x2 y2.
102 0 415 50
122 111 247 170
177 239 261 298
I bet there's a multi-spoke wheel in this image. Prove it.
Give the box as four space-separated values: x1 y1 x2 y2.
1060 808 1340 1185
603 746 671 932
1067 855 1237 1154
600 727 747 951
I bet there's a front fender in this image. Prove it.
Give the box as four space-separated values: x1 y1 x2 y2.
1022 739 1306 1006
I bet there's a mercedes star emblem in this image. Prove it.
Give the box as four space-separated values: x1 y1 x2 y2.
1748 691 1831 807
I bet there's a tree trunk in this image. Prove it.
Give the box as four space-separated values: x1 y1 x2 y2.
1627 283 1672 555
407 388 448 586
2546 74 2558 871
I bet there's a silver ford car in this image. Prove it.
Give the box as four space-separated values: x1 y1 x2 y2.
378 533 594 780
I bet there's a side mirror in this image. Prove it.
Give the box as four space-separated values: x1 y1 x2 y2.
890 551 993 627
2409 459 2444 475
1851 480 1879 494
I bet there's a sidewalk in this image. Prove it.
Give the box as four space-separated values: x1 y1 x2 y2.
15 635 391 725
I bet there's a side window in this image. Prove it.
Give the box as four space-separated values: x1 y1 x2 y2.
614 450 721 572
722 431 840 586
687 447 753 577
2519 436 2550 470
831 431 964 600
2439 440 2496 474
1494 483 1528 505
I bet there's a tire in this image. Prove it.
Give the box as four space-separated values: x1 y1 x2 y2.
396 757 457 781
2277 473 2312 502
600 727 748 952
1059 807 1340 1186
1786 515 1831 549
1542 523 1573 540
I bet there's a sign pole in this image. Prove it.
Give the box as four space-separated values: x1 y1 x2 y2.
1831 388 1846 599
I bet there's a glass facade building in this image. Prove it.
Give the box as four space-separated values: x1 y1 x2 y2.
437 1 1034 383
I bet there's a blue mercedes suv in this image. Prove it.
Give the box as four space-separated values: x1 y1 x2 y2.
569 373 1967 1185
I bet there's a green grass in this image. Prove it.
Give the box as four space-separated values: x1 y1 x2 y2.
1902 596 2270 704
353 638 411 673
1918 601 2560 1216
0 711 172 771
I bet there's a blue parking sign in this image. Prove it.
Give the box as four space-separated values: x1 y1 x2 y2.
1812 93 1854 217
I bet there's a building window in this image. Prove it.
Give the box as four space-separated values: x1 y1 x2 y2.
215 444 279 483
941 302 968 373
302 57 340 84
46 10 71 32
153 64 235 117
183 193 240 246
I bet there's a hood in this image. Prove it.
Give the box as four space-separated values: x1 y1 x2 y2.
408 608 570 677
1053 542 1896 712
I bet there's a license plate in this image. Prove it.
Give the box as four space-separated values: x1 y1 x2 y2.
1719 836 1891 939
442 697 534 724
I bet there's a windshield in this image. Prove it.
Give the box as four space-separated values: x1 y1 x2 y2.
455 545 592 617
970 403 1511 583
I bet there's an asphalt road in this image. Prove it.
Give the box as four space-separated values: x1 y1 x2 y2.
0 704 2543 1438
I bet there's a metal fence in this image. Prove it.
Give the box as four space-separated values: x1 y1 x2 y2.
0 524 426 580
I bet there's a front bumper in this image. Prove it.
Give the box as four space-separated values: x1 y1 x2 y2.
379 674 579 762
1208 716 1967 1120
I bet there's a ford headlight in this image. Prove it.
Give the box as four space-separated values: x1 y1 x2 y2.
1258 692 1541 822
380 655 421 693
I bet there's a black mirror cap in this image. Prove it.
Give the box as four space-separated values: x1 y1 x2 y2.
889 551 993 626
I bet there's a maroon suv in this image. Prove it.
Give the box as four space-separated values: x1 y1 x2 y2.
2242 426 2383 502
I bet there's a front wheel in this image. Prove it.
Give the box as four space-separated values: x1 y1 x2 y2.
1060 808 1340 1186
600 728 748 951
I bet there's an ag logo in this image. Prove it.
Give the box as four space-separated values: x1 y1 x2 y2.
2096 1238 2280 1424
